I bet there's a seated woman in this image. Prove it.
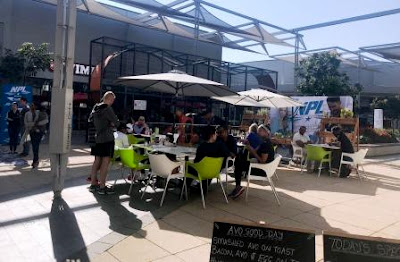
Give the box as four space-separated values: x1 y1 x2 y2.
216 125 237 168
133 116 149 135
230 124 275 199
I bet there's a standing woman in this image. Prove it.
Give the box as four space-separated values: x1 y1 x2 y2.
26 103 48 168
7 102 21 154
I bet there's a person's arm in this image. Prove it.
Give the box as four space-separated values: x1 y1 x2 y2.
36 112 49 126
194 144 205 163
122 134 130 147
7 112 13 122
246 144 268 164
105 107 119 128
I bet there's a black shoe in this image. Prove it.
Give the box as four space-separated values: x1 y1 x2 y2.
231 186 245 199
89 185 99 192
98 186 115 195
32 162 39 169
228 187 239 197
19 153 28 157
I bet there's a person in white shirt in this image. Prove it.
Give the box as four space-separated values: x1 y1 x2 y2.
114 123 129 148
293 126 311 148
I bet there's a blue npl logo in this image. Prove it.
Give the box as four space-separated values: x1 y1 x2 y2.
294 100 324 116
4 86 31 96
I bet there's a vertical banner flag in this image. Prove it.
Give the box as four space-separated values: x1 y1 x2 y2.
0 85 33 144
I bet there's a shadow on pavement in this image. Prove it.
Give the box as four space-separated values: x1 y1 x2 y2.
50 197 89 262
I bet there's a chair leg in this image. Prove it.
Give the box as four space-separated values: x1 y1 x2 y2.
318 162 322 178
355 167 362 181
268 177 281 206
160 178 170 207
361 165 368 178
199 180 206 209
328 160 332 176
128 172 134 195
218 177 229 204
274 171 279 181
245 173 250 202
301 159 307 174
338 162 342 177
141 175 151 199
180 177 188 200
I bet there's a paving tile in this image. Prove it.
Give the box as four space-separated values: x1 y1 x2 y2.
161 209 213 243
92 251 120 262
176 243 211 262
153 254 184 262
137 221 206 254
108 234 170 262
98 231 128 245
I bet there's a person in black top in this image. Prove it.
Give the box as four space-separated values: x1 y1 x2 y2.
332 126 354 178
194 125 230 163
230 124 275 199
7 102 21 154
187 125 230 191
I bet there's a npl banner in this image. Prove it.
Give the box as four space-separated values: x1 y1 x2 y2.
288 96 353 136
0 85 32 144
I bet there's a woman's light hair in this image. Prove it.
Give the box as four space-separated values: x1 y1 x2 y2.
249 123 258 133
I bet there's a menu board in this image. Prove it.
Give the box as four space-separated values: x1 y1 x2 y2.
324 231 400 262
210 221 315 262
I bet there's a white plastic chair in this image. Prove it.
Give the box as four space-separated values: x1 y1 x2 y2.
142 153 184 207
223 156 235 190
339 149 369 180
245 155 282 205
291 142 305 169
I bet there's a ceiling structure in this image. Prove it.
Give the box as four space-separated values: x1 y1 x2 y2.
34 0 300 55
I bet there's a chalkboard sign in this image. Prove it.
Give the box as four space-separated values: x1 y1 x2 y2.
210 221 315 262
324 231 400 262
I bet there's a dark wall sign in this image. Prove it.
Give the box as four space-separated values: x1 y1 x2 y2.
324 231 400 262
210 221 315 262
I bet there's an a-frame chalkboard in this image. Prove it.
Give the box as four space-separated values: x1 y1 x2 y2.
210 220 315 262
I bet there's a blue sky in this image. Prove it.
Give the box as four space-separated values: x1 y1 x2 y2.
155 0 400 63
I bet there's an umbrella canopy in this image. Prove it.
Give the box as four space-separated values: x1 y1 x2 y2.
213 88 302 108
211 95 268 107
116 70 238 97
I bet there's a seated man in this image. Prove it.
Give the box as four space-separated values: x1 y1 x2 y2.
331 126 354 178
291 126 311 165
133 116 149 135
231 124 275 199
293 126 311 148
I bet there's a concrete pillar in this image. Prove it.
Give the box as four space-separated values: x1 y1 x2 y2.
50 0 76 197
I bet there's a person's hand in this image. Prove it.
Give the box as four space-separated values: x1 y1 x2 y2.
242 139 250 145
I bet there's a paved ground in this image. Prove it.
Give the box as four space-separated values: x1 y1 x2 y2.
1 140 400 262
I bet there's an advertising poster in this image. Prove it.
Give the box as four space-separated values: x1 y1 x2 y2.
0 85 32 144
134 100 147 111
270 96 353 137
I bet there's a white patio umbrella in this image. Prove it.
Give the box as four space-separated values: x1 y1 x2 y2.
116 70 238 97
212 88 303 108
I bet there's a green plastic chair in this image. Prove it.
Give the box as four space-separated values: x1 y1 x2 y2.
119 147 150 194
182 157 228 209
127 134 145 145
302 145 332 177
